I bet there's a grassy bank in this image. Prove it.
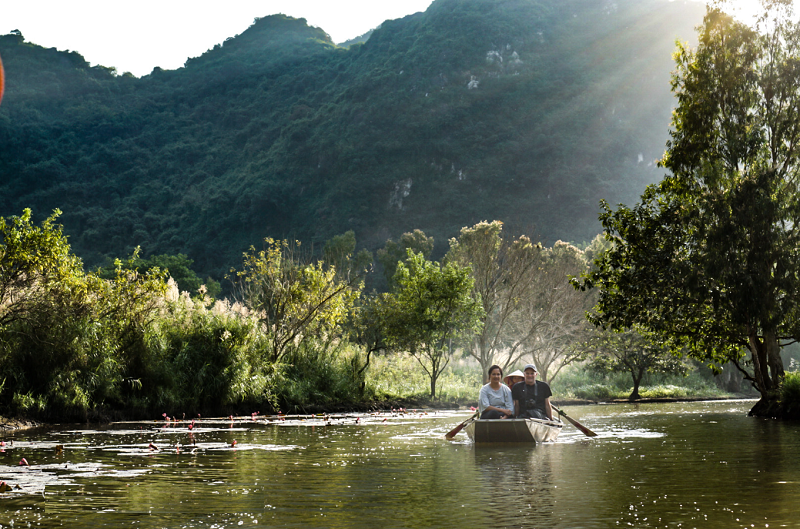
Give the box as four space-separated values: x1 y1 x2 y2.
357 355 750 409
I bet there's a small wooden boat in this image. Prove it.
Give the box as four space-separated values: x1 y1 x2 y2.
465 418 563 444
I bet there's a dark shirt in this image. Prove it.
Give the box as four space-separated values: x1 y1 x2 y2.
512 380 552 415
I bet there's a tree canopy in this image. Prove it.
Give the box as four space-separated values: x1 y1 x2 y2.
381 250 483 399
579 3 800 415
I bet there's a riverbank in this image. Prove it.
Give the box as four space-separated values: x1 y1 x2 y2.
0 417 40 430
2 394 755 430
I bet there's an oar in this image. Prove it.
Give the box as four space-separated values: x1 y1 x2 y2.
445 411 479 440
552 404 597 437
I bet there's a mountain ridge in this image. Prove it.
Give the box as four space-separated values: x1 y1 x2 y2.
0 0 705 279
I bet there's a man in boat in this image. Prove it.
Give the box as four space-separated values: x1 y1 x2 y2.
478 365 515 419
512 364 553 421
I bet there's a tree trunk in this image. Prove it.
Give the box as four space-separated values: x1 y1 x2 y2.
748 328 783 417
480 337 490 384
765 330 784 388
479 355 490 384
629 367 645 401
430 373 437 400
357 349 374 395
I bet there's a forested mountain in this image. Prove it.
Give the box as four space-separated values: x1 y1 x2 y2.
0 0 704 279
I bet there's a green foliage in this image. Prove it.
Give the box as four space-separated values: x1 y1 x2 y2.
275 341 373 411
557 362 727 401
322 231 373 280
376 229 434 288
0 208 86 327
780 372 800 416
231 238 363 363
0 205 752 418
578 4 800 411
445 220 541 378
366 355 481 402
0 1 705 282
381 250 483 399
151 291 275 412
0 210 174 418
98 252 221 298
571 384 620 401
587 328 688 401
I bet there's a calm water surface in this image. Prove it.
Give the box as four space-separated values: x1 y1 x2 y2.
0 400 797 528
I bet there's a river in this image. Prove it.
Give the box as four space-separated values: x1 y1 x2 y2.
0 400 796 528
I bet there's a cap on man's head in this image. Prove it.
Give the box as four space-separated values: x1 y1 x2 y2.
523 363 538 373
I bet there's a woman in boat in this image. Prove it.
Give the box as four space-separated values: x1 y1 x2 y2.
478 365 515 419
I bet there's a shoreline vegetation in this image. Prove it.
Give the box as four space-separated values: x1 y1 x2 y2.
0 351 757 428
0 210 775 426
0 396 756 431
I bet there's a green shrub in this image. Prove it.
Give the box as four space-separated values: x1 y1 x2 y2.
781 372 800 415
275 340 371 411
12 392 46 414
639 385 689 399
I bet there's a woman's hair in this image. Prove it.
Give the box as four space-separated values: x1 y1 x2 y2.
488 364 503 376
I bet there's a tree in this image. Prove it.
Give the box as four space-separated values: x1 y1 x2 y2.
0 209 86 329
376 230 434 288
577 3 800 416
92 252 168 397
231 238 362 363
445 220 543 380
382 250 483 399
98 252 221 299
322 231 373 281
345 292 392 394
0 210 169 416
513 241 597 383
446 223 598 383
587 328 688 401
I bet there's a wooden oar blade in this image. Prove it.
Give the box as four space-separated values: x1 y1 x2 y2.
444 424 465 440
553 405 598 437
564 414 598 437
445 412 478 440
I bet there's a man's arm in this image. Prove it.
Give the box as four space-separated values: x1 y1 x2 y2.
544 397 553 421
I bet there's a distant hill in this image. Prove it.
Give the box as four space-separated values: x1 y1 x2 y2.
0 0 705 279
337 28 376 48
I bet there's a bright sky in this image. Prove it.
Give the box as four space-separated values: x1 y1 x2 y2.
0 1 784 78
3 1 435 77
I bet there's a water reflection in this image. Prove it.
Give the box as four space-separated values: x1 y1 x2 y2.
1 401 799 528
471 445 560 527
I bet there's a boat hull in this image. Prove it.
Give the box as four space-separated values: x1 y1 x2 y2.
465 418 562 444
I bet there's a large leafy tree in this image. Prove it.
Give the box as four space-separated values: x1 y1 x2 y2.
0 209 86 328
587 328 688 402
322 231 373 282
0 210 169 416
516 241 597 383
382 251 483 399
231 239 363 363
447 222 598 383
579 2 800 415
445 221 543 381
